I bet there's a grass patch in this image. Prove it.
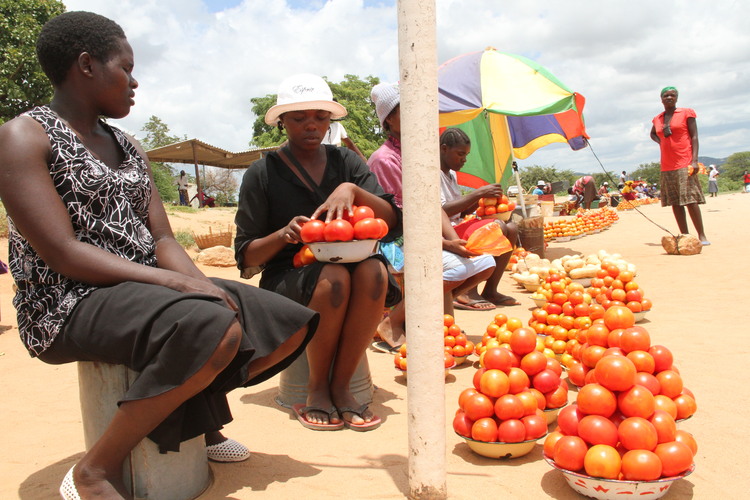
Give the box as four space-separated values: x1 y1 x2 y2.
174 230 195 249
0 202 8 238
164 204 199 215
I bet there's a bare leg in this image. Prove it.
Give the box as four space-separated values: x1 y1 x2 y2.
686 203 709 243
377 299 405 348
443 279 466 316
72 321 243 499
481 223 520 306
671 205 689 234
301 265 350 425
330 259 388 425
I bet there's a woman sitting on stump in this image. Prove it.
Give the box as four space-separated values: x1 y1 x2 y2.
0 12 318 498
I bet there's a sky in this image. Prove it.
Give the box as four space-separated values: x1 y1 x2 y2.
62 0 750 176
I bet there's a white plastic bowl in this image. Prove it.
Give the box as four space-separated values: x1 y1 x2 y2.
633 310 648 323
523 282 542 293
458 432 545 459
544 401 568 425
531 296 547 308
308 239 377 263
545 457 694 500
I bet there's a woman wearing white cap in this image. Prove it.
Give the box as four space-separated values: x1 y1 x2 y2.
235 74 402 431
532 180 546 196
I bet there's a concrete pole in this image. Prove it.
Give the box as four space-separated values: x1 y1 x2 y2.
397 1 447 499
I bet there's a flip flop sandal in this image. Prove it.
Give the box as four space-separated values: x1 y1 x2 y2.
337 404 382 432
292 404 345 431
452 299 496 311
207 438 251 462
60 466 81 500
371 340 402 354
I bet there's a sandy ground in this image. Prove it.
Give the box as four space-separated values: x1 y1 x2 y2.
2 194 749 499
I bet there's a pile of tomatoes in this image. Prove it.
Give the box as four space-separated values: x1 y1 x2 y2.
299 205 389 243
544 305 697 482
476 195 516 218
443 314 474 363
453 317 569 445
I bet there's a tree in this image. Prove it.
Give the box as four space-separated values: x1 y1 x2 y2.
0 0 65 124
139 115 187 203
517 165 578 194
201 167 239 206
630 162 661 185
248 74 384 159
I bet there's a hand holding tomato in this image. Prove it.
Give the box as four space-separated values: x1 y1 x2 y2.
475 183 504 200
310 182 359 222
278 215 310 244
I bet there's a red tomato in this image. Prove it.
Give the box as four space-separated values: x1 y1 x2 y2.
576 383 617 417
545 385 569 409
621 450 662 481
494 394 524 420
654 441 693 477
545 357 563 377
497 419 526 443
649 410 677 443
453 410 474 438
516 391 540 416
634 372 661 395
543 431 565 458
472 367 487 391
509 327 537 355
653 395 678 419
674 430 698 456
458 388 478 411
350 205 375 224
618 416 658 451
602 306 635 330
594 355 636 392
656 370 683 399
554 436 588 472
619 326 651 353
520 351 548 376
584 444 621 479
567 362 587 387
323 219 354 241
617 384 656 419
507 367 530 394
626 350 655 374
522 414 548 440
300 219 326 243
464 392 495 421
556 404 584 436
483 347 515 372
585 323 610 347
577 415 619 447
373 218 389 238
479 369 510 398
532 369 561 394
471 417 498 442
648 345 674 373
352 218 381 240
673 394 697 420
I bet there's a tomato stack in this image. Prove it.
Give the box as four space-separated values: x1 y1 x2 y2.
475 195 515 218
443 314 474 364
453 318 569 447
544 305 697 482
299 205 389 245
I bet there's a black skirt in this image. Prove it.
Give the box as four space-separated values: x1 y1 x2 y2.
39 278 317 452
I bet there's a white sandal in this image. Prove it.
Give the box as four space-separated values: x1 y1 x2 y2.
206 438 251 463
59 465 81 500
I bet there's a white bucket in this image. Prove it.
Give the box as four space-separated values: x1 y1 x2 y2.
540 201 554 218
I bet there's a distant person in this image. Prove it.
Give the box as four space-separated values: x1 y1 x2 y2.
321 104 367 162
532 180 545 195
619 170 627 189
650 86 709 245
571 175 598 209
191 190 215 208
743 170 750 193
177 170 189 205
708 165 719 197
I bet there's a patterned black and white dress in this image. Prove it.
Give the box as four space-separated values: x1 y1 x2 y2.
7 106 317 452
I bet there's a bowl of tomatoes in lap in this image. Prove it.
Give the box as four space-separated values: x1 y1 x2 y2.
300 206 389 264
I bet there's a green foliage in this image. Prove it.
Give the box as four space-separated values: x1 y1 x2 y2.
248 74 384 159
172 230 195 249
517 165 578 194
0 0 65 124
139 116 187 204
629 162 662 185
720 151 750 180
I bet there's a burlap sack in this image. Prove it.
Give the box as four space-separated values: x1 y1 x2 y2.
661 234 702 255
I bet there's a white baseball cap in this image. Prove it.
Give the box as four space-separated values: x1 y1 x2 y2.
537 180 546 186
264 73 347 125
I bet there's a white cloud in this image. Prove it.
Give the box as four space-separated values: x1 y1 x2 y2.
63 0 750 175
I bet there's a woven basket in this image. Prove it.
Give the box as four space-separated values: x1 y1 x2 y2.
193 225 233 250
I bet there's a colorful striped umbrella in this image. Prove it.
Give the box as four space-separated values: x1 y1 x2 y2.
438 48 589 188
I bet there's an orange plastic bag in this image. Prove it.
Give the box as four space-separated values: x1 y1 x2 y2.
465 221 513 256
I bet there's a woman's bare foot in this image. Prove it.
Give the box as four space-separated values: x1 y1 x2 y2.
302 388 340 425
331 390 374 426
376 315 405 348
72 462 130 499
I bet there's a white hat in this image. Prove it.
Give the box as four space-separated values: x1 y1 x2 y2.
264 73 347 125
537 180 546 186
603 181 609 185
370 82 400 128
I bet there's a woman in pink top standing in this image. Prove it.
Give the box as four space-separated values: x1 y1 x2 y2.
650 87 709 245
